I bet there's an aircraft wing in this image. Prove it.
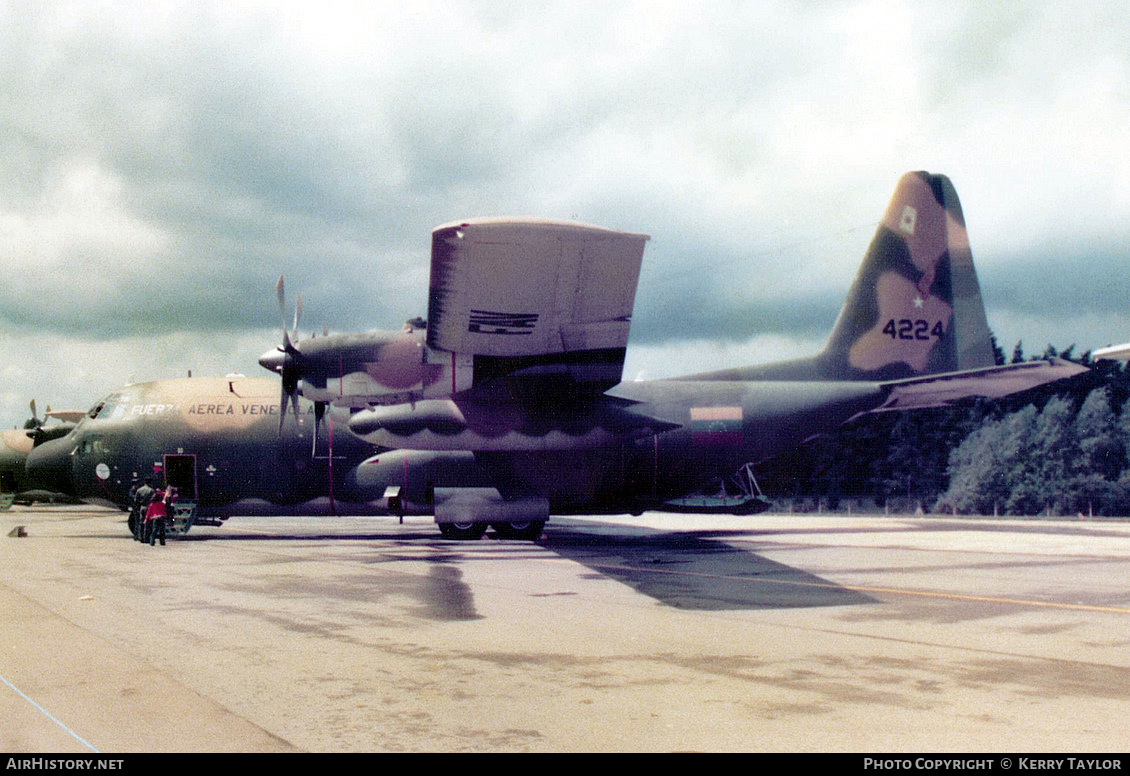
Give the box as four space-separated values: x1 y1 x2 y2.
427 218 649 390
871 358 1089 412
45 410 88 424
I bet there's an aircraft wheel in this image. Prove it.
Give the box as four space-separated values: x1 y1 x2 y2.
438 521 488 540
491 520 546 541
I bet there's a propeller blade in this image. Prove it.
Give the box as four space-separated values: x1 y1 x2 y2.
278 383 289 438
311 401 326 457
290 392 301 426
293 292 303 346
276 275 291 352
24 399 43 431
271 275 312 440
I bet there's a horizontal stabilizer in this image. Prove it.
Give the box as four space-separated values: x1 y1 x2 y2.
873 358 1088 412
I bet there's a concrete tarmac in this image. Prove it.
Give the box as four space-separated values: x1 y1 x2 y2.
3 505 1130 752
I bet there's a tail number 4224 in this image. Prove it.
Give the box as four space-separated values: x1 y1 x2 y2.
882 319 945 341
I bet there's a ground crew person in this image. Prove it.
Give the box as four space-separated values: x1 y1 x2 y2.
144 485 174 546
131 477 155 541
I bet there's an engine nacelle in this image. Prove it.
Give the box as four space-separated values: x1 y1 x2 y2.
345 449 491 514
347 397 672 451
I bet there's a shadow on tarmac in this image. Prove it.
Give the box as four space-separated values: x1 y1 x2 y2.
105 514 876 612
541 520 874 611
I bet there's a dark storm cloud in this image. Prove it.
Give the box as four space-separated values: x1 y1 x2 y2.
1 3 411 336
632 288 841 346
3 1 1130 429
978 239 1130 338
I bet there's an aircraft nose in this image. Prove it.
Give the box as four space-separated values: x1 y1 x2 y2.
258 348 286 373
25 436 76 498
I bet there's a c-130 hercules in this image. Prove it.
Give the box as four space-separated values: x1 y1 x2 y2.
26 172 1085 539
252 171 1085 538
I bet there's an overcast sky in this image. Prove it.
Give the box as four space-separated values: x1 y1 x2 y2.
3 0 1129 429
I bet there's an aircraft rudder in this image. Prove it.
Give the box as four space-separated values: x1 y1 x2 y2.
939 175 995 372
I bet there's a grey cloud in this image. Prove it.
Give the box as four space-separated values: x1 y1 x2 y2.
978 241 1130 321
4 0 1130 430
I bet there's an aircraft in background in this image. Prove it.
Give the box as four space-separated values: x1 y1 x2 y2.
248 171 1087 539
1093 343 1130 361
1 401 84 507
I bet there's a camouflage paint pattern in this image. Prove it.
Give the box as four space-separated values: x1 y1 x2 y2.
25 377 387 515
682 172 993 384
835 171 992 376
15 173 1085 537
252 173 1080 528
261 327 469 409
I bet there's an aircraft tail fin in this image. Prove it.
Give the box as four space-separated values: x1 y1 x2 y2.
819 171 995 380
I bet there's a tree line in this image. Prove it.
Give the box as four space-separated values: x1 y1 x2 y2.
757 339 1130 516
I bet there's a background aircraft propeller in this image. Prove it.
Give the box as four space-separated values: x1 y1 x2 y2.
23 399 42 431
21 400 78 446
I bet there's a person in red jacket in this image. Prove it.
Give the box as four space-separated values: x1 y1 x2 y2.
144 486 175 546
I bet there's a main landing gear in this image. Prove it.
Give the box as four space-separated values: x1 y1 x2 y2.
437 520 546 541
490 520 545 541
438 521 487 540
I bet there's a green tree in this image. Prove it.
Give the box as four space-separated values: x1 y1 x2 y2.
1008 396 1075 515
939 406 1038 515
1075 388 1123 480
1010 341 1025 364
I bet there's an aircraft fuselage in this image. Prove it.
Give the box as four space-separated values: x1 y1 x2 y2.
25 373 888 520
30 378 380 516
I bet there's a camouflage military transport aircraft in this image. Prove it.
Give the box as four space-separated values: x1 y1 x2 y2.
24 172 1086 539
250 171 1086 539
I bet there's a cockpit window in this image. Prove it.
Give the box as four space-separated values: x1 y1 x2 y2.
88 393 126 420
77 436 112 455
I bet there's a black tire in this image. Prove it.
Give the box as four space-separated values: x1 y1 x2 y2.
491 520 546 541
438 521 488 540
